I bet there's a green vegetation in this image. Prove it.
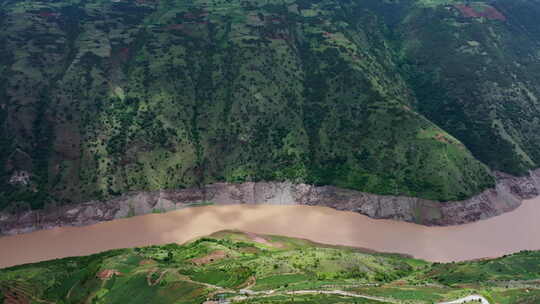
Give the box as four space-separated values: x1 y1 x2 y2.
427 250 540 284
235 294 384 303
0 231 538 303
1 0 540 211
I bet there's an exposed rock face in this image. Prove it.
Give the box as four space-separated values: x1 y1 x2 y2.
1 169 540 236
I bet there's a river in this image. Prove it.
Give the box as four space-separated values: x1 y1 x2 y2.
1 197 539 269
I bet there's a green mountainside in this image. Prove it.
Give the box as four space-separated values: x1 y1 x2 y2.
1 231 540 304
1 0 539 209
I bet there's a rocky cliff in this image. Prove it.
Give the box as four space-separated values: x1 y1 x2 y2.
2 169 539 235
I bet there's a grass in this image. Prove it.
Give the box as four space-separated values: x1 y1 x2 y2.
6 0 532 211
352 286 451 303
252 274 313 291
0 231 538 303
424 250 540 284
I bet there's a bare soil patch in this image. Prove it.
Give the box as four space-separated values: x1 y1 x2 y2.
191 250 228 266
96 269 121 280
139 259 157 266
455 4 506 21
245 232 284 248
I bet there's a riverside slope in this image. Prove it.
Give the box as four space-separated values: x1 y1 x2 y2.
1 169 539 236
4 0 540 212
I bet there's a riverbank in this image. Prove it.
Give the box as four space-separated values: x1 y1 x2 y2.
1 169 540 236
7 230 532 303
1 196 539 268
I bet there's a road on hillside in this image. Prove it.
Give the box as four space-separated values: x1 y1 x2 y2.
438 295 490 304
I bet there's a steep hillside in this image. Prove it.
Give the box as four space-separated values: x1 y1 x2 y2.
401 0 540 175
1 231 539 303
1 0 539 211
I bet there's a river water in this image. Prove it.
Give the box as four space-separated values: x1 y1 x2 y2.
1 197 540 269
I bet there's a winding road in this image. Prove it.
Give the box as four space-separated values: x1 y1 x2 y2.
231 287 490 304
231 289 398 303
438 295 490 304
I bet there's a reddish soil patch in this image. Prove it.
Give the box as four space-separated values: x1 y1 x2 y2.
267 17 282 24
97 269 121 280
119 47 130 62
38 12 58 18
190 250 228 265
434 132 451 144
2 291 29 304
388 280 407 287
167 24 185 31
4 291 30 304
139 259 157 266
455 4 506 21
245 232 272 245
1 287 30 304
245 232 284 248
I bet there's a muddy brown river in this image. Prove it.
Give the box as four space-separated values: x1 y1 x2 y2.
1 197 540 269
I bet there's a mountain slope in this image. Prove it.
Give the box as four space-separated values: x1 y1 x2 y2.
400 0 540 175
2 0 539 210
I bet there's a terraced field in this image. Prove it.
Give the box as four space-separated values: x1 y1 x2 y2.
1 231 539 304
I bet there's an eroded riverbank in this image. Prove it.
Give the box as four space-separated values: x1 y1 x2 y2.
1 196 539 269
2 169 540 236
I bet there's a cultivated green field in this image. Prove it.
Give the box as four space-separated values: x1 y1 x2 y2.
1 231 539 303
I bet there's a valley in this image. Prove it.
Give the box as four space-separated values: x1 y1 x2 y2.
1 0 540 302
1 196 540 269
